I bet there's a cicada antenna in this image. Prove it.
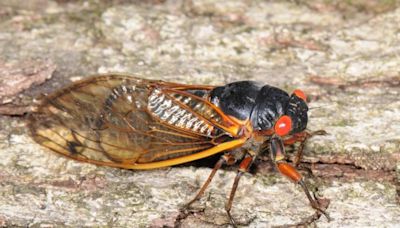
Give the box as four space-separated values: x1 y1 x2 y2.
308 104 334 110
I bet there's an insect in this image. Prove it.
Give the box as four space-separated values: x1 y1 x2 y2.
28 74 329 226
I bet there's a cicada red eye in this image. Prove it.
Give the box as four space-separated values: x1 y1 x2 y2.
293 89 307 102
274 115 292 136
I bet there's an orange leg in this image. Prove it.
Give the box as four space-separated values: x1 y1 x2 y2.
270 137 330 220
185 153 236 208
184 151 254 228
283 130 327 167
225 154 255 226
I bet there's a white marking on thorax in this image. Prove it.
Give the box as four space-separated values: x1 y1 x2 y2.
166 105 181 124
135 100 141 109
127 95 133 103
148 89 213 136
121 85 127 93
113 88 120 96
111 93 118 100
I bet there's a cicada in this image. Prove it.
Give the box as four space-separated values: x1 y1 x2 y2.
28 74 329 226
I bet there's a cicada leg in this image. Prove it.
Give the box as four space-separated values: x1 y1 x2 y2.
283 130 327 167
182 151 255 228
184 153 236 208
225 152 256 227
270 136 331 221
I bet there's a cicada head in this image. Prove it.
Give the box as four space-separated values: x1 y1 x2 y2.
251 85 308 137
284 90 308 135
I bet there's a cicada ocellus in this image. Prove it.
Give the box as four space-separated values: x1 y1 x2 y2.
28 74 330 226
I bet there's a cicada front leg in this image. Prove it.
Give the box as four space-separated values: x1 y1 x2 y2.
270 136 331 222
283 130 327 167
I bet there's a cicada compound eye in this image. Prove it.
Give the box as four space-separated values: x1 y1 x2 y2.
293 89 307 102
274 115 292 136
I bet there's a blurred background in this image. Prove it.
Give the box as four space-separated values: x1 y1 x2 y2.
0 1 399 227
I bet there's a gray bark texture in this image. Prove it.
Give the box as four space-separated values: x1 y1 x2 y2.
0 0 399 227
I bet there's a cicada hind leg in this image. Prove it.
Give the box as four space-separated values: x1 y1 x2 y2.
184 153 236 208
181 151 255 228
225 152 256 227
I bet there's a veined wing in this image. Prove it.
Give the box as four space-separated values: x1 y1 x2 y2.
28 74 248 169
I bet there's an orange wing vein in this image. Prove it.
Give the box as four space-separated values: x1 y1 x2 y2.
28 74 248 169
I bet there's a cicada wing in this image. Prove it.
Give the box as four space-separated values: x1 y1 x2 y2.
29 75 246 169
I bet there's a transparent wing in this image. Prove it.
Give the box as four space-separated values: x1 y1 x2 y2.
28 74 247 169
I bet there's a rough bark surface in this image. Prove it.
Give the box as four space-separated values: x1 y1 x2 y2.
0 0 399 227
